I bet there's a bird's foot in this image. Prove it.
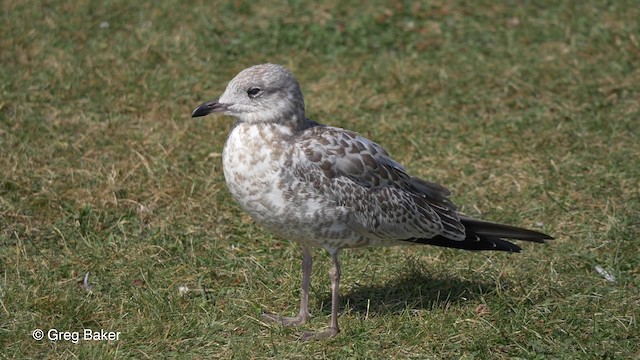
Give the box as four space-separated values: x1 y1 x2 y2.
262 312 308 327
300 327 339 341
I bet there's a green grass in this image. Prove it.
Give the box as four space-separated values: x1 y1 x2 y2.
2 0 639 358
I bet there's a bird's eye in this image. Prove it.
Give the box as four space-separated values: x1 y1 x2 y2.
247 87 262 98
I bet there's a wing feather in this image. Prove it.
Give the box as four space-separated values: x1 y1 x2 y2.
293 125 466 242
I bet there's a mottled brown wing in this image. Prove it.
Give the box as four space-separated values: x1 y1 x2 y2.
294 126 466 241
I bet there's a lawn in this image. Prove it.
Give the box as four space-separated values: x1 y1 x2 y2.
1 0 639 358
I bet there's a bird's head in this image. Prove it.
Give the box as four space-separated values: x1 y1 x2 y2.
191 64 305 125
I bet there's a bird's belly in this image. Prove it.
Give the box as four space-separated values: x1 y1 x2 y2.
224 167 356 246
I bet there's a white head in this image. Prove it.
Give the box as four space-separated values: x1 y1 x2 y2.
192 64 305 125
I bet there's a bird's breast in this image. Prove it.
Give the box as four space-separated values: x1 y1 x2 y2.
222 123 292 220
221 123 382 247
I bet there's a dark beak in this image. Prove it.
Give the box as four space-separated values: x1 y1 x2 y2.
191 99 230 118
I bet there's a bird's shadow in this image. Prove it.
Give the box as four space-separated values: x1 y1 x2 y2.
316 258 497 317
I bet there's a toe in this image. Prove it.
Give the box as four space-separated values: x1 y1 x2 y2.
300 327 339 341
262 313 307 327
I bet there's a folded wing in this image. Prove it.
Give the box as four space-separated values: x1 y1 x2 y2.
293 125 466 242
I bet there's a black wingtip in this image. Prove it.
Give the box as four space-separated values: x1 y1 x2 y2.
459 216 553 243
402 217 553 252
404 235 524 252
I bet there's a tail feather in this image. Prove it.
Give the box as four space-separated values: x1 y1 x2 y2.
459 216 553 243
404 216 553 252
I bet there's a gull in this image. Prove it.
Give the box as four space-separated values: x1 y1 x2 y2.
191 63 553 340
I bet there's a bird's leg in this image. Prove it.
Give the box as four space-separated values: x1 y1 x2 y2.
262 245 312 326
301 249 341 341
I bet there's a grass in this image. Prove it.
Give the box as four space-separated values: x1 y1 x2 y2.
1 0 639 358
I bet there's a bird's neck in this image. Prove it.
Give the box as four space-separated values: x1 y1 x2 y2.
239 110 311 133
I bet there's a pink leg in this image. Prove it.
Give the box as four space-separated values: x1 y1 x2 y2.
301 249 341 341
263 245 312 326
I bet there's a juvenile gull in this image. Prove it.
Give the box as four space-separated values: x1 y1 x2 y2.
191 63 553 340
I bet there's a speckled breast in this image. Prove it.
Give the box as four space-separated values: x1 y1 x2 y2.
221 123 365 248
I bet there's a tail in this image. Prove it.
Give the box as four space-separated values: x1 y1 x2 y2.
406 216 553 252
